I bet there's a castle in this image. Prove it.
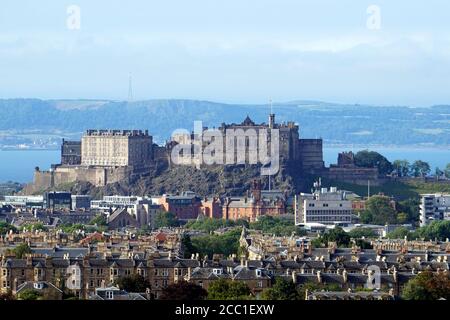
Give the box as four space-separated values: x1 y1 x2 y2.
24 114 381 194
25 114 325 192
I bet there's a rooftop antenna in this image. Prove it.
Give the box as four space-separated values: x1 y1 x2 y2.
128 73 133 102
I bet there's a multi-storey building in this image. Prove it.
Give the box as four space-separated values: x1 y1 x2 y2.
295 186 353 226
81 129 153 168
61 139 81 165
222 180 286 222
419 193 450 226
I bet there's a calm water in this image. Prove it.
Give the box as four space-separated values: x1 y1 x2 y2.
0 147 449 183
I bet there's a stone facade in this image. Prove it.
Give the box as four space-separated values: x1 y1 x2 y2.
81 129 152 168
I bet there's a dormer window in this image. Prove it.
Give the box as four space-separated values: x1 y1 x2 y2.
106 291 114 300
33 282 44 290
256 269 262 277
213 268 223 275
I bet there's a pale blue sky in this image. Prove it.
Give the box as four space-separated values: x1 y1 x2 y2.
0 0 449 106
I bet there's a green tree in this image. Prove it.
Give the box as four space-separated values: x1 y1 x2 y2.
22 222 47 232
347 228 377 239
312 227 350 248
261 277 300 300
160 281 207 300
0 222 16 235
18 289 42 300
154 211 178 229
410 160 431 177
12 243 32 259
445 163 450 179
397 212 408 224
413 220 450 241
435 167 444 178
181 234 195 259
190 229 242 258
397 198 420 223
89 213 107 226
402 271 450 300
207 279 252 300
115 274 151 292
250 216 306 236
393 160 410 177
354 150 393 175
360 195 398 225
386 226 411 240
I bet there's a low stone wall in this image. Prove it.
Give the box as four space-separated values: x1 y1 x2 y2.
24 165 135 193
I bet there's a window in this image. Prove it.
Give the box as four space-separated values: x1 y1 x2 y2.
257 281 263 288
106 291 114 300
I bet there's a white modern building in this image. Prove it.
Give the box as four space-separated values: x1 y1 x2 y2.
91 195 162 228
419 193 450 227
295 186 353 226
1 195 44 208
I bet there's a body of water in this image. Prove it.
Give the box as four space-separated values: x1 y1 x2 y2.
0 147 449 183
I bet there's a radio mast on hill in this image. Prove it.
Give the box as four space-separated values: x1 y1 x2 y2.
128 73 133 102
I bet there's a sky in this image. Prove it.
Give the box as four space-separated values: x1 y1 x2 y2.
0 0 449 106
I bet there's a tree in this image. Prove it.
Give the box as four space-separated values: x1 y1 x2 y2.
386 226 411 240
0 222 16 235
354 150 393 175
207 279 251 300
18 289 42 300
115 274 151 292
181 234 195 259
445 163 450 179
154 211 178 229
312 227 350 248
360 195 398 225
393 160 410 177
12 243 32 259
250 216 306 236
402 271 450 300
435 167 444 178
23 222 47 232
347 228 377 239
89 213 107 226
261 277 300 300
397 212 408 224
410 160 431 177
190 229 241 258
413 220 450 241
397 198 420 223
160 281 207 300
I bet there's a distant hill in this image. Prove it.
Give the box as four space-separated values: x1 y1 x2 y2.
0 98 449 147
